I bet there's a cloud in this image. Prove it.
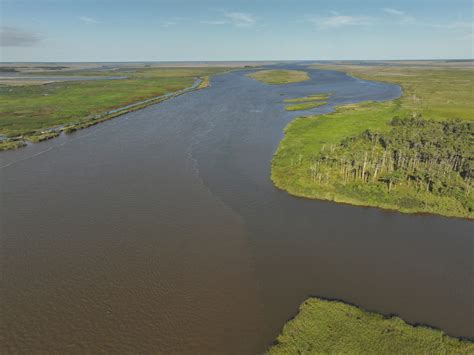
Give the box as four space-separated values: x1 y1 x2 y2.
79 16 100 24
201 11 257 28
309 15 372 29
159 17 184 28
200 20 227 25
382 8 414 24
224 12 256 27
160 21 177 28
0 26 42 47
383 9 471 30
437 21 473 30
457 32 473 41
383 8 405 16
430 21 473 40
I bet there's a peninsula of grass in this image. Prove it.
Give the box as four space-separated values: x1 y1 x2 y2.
284 93 330 103
247 69 310 85
0 139 26 151
197 75 211 89
285 101 327 111
271 64 474 219
284 93 329 111
0 67 232 150
268 298 474 354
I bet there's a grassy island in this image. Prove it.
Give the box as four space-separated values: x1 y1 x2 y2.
248 69 310 85
268 298 474 354
272 63 474 219
0 65 233 150
284 93 329 111
285 101 327 111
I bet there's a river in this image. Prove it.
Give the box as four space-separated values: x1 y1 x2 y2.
1 64 472 353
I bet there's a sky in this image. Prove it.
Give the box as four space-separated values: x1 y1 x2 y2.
1 0 473 62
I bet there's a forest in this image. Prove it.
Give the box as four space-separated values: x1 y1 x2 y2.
306 117 473 216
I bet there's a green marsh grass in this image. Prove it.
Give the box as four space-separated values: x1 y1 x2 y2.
0 67 231 145
285 101 327 111
247 70 310 85
268 298 474 354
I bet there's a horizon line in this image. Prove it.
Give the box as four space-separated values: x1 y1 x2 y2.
1 58 474 64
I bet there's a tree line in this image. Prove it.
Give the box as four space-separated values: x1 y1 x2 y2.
308 117 473 200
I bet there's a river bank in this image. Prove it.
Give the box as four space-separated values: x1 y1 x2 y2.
268 297 474 354
0 67 235 150
271 63 473 219
1 64 472 353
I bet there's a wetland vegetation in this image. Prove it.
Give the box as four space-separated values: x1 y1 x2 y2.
0 66 232 150
247 69 310 85
284 93 329 111
272 64 474 218
268 298 474 354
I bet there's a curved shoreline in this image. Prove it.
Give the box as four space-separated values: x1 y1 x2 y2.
281 295 474 342
1 64 472 352
271 173 473 221
0 77 206 151
266 296 474 354
271 66 473 220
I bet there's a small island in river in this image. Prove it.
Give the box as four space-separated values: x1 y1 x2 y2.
247 69 310 84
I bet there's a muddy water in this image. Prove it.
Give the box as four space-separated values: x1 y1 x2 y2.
1 65 472 353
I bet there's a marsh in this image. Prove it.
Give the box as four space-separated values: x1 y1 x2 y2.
1 64 472 353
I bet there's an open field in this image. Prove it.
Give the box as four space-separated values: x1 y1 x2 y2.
247 69 310 85
0 66 234 149
268 298 474 354
0 61 266 73
312 63 474 120
272 64 474 218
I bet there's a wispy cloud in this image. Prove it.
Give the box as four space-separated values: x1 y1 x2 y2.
160 21 177 28
382 8 414 24
201 11 257 28
429 21 473 41
309 15 372 29
200 20 227 25
432 21 473 30
79 16 100 24
457 31 474 41
383 8 404 16
0 25 42 47
159 17 184 28
224 12 256 27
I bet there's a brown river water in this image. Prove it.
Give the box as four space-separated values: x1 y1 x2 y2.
1 64 472 353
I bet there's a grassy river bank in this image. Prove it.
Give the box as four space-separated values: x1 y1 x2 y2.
269 61 473 352
0 66 234 150
271 63 473 219
268 298 474 354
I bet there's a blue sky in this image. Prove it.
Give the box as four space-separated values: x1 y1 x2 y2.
1 0 472 62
